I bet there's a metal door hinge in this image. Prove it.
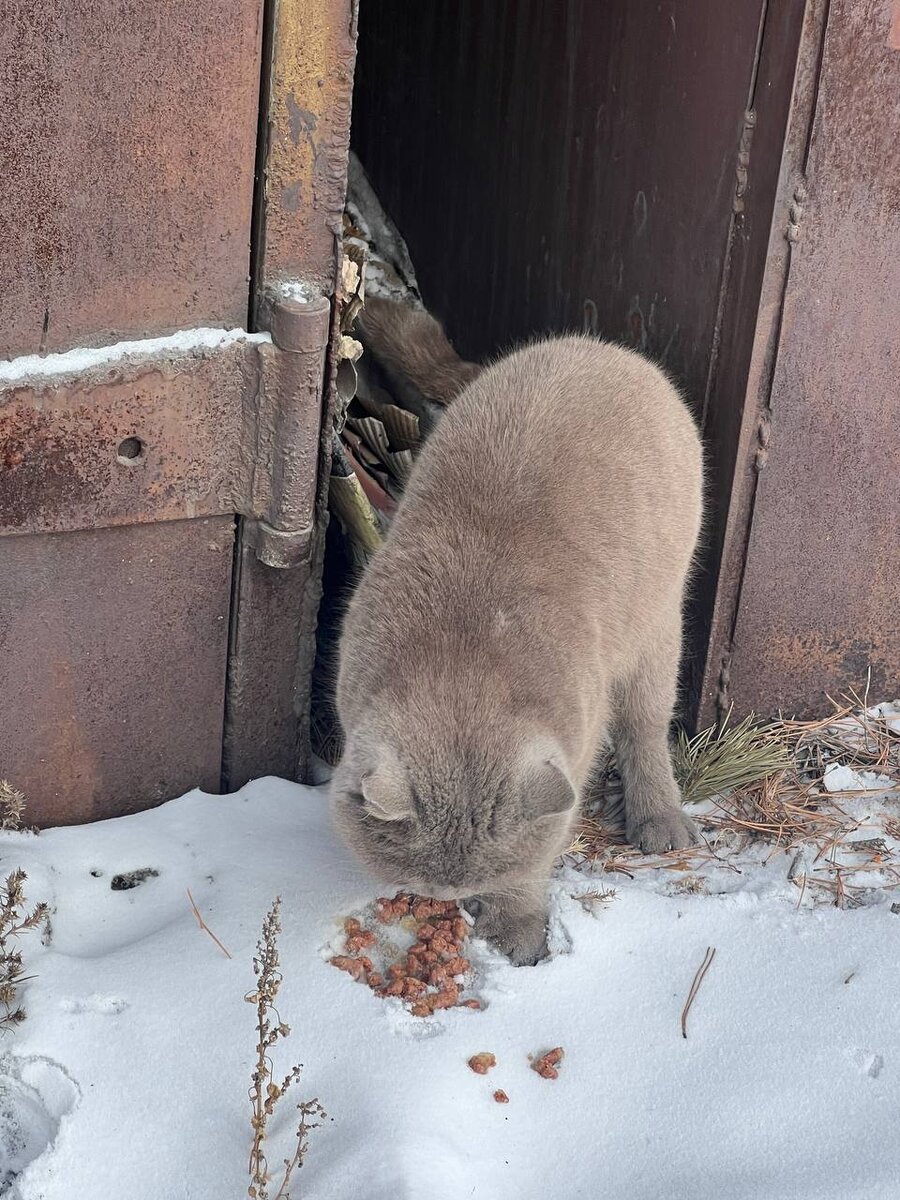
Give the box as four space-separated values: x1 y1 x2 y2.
0 283 333 570
247 288 332 568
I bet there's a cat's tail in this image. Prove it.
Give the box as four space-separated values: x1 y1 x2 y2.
357 294 481 407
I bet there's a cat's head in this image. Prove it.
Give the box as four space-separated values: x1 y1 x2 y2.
330 724 577 898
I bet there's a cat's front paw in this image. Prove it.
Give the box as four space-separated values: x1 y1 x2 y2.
627 808 698 853
474 906 548 967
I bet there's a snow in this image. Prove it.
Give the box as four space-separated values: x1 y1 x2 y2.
823 763 895 793
0 328 271 386
270 280 321 306
2 773 900 1200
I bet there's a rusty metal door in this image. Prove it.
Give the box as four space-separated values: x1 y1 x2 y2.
351 0 807 719
0 1 358 824
702 0 900 720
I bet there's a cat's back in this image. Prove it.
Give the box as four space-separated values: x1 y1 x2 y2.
397 334 702 541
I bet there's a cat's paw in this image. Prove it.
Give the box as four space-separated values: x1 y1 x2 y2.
475 908 548 967
627 808 698 853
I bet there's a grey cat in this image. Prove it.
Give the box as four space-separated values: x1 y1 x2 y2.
331 298 703 965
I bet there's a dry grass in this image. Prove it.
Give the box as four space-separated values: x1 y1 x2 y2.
568 694 900 908
246 898 325 1200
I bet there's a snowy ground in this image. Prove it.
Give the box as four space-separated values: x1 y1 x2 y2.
2 758 900 1199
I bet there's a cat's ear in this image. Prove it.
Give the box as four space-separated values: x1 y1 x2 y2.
521 752 576 821
355 743 415 822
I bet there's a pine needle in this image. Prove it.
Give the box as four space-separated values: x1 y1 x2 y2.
681 946 716 1038
674 711 790 804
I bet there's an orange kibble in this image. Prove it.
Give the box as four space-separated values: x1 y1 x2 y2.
403 978 427 997
463 999 482 1010
410 1002 432 1018
367 972 383 989
330 955 365 981
387 964 406 980
531 1047 565 1079
452 918 469 941
445 957 470 976
408 941 427 955
431 982 459 1010
385 979 405 997
493 1090 509 1103
467 1052 496 1075
344 917 361 935
346 929 376 953
417 923 437 941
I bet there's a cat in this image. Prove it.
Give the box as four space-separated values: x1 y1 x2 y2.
332 297 703 964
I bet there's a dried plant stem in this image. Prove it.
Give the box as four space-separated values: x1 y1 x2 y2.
186 888 232 959
681 946 716 1039
246 897 325 1200
1 869 49 1030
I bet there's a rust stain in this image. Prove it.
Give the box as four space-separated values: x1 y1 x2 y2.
263 0 358 286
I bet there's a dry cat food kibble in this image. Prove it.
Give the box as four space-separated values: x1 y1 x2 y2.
329 893 478 1017
467 1053 496 1075
531 1047 565 1080
493 1090 510 1104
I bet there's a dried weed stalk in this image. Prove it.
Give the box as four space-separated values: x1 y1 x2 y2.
246 897 325 1200
0 780 26 832
0 783 48 1030
1 869 49 1030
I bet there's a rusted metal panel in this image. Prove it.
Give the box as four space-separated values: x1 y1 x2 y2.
715 0 900 718
0 0 263 358
0 518 234 825
701 0 828 724
223 0 358 790
257 0 359 293
687 0 811 721
0 335 266 537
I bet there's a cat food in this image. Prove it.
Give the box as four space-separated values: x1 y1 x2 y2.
329 892 477 1017
493 1090 510 1104
531 1047 565 1080
467 1053 496 1075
